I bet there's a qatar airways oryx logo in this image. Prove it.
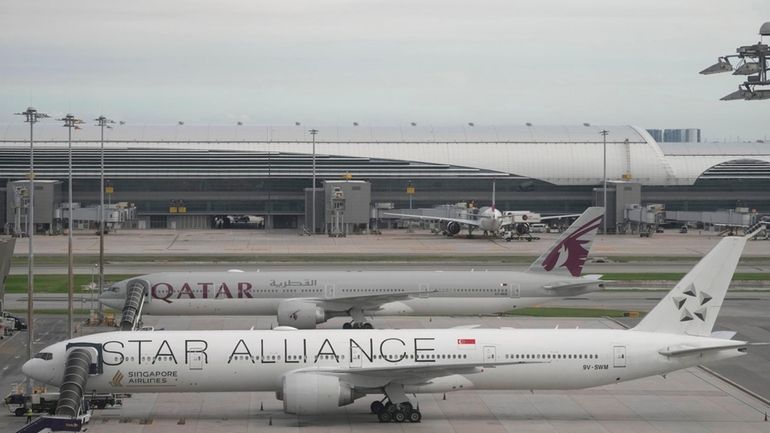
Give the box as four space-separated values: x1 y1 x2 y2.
541 215 602 277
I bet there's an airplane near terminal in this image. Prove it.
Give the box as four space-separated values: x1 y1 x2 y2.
25 236 752 423
385 204 580 237
100 208 605 329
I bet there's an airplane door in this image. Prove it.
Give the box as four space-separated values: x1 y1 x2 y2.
483 346 496 363
349 347 363 368
613 346 626 368
419 283 429 298
188 342 206 371
324 284 335 299
509 283 520 298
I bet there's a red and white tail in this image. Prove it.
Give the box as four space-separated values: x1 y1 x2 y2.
527 207 604 277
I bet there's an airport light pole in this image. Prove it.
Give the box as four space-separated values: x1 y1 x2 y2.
599 129 609 235
95 116 114 316
59 114 82 338
309 129 318 234
14 107 49 391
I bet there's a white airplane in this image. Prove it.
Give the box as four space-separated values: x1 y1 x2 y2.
385 205 579 238
385 204 505 237
24 236 751 422
100 208 606 329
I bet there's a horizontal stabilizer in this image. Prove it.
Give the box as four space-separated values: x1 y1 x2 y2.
710 331 737 340
658 342 746 357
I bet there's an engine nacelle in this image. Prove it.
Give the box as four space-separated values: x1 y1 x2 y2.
277 300 326 329
281 373 359 415
444 221 461 235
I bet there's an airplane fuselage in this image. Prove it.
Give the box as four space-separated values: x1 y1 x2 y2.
100 270 600 317
25 328 745 396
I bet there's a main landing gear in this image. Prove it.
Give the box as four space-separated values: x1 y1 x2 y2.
370 398 421 423
343 308 373 329
342 322 373 329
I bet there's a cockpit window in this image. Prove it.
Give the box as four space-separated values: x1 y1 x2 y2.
34 352 53 361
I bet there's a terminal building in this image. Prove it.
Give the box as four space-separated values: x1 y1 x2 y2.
0 124 768 230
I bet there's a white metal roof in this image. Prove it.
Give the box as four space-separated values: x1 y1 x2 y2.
1 124 768 186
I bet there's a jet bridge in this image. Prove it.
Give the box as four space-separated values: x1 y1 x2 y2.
119 279 149 331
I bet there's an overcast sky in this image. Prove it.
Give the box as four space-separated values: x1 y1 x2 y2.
1 1 768 140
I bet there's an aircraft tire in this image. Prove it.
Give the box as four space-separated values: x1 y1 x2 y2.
408 410 422 423
342 322 352 329
377 410 392 423
370 401 384 414
393 410 406 423
362 323 373 329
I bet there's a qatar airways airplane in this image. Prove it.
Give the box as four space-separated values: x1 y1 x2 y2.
100 208 605 329
24 236 750 422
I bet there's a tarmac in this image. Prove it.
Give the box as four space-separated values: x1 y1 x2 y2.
7 228 770 258
1 229 769 432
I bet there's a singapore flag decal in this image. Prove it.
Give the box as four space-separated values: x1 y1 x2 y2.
457 338 476 350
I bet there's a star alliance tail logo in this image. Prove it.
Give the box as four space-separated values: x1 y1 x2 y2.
109 370 124 387
541 215 602 277
672 283 713 322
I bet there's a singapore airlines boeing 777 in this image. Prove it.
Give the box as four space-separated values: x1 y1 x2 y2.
25 236 750 422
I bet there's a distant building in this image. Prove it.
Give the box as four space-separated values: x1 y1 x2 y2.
0 124 765 230
645 129 663 142
654 128 701 143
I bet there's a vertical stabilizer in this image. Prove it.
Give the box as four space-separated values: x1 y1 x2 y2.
633 236 746 336
527 207 604 277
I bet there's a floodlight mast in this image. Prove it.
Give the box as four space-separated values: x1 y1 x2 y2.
95 115 115 319
58 114 83 339
702 22 770 100
14 107 48 393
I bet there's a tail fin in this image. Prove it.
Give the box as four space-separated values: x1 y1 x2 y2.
633 236 746 336
527 207 604 277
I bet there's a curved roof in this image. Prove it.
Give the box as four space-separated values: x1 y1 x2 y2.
1 124 768 186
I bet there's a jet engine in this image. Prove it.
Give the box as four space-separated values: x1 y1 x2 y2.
280 372 361 414
442 221 461 236
277 300 327 329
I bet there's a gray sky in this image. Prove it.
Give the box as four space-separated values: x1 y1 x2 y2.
1 0 768 140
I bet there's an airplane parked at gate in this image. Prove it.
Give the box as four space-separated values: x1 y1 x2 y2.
25 236 751 423
100 208 605 329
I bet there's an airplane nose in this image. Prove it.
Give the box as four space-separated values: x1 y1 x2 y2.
21 358 41 381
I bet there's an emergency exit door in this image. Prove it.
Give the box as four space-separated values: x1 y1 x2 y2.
324 284 335 299
483 346 496 363
613 346 626 368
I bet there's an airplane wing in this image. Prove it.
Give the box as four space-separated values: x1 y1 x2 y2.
540 213 581 221
382 213 483 228
304 359 548 385
308 289 440 310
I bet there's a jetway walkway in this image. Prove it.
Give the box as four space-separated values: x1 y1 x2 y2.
119 279 148 330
